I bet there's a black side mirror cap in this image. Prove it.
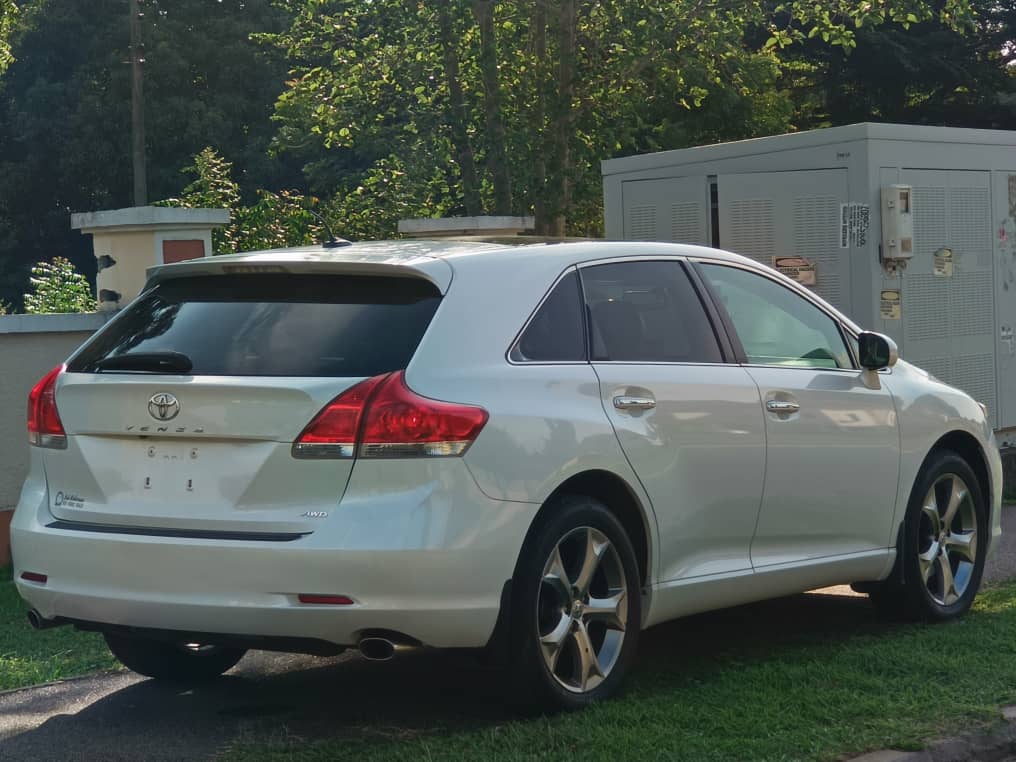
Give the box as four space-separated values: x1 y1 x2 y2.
857 331 899 370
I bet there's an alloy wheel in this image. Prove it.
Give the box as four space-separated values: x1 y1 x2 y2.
537 526 628 694
918 473 978 606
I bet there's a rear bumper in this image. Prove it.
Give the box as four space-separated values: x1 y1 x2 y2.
12 459 539 649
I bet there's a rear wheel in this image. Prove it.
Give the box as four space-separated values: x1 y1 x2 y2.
104 632 246 682
509 495 641 712
871 451 987 621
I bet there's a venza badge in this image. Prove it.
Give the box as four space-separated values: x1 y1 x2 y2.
148 392 180 422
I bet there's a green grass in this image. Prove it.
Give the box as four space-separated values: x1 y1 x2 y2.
223 583 1016 762
0 566 117 691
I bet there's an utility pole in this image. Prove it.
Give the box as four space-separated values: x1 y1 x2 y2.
129 0 147 206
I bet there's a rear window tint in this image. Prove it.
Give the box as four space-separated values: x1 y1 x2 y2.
68 274 441 377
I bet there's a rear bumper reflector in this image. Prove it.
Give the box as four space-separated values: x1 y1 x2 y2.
20 571 48 584
297 594 355 605
46 520 309 543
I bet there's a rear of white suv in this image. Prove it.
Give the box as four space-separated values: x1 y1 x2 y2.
13 245 545 685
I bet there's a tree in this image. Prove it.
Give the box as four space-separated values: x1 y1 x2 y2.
782 0 1016 129
0 0 297 309
267 1 972 237
0 1 18 75
163 147 325 254
23 257 95 314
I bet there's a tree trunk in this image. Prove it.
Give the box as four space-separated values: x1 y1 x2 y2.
472 0 513 216
437 3 482 217
547 0 575 237
532 0 549 235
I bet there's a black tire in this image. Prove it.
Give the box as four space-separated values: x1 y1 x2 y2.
876 450 988 621
104 632 246 682
509 494 641 712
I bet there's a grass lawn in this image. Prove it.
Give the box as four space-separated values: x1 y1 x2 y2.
223 582 1016 762
0 565 116 692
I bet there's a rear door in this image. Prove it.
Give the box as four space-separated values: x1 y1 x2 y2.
583 259 766 582
47 272 442 535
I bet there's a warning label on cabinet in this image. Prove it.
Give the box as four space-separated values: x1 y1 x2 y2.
772 256 816 286
933 247 954 277
880 289 901 320
840 203 871 249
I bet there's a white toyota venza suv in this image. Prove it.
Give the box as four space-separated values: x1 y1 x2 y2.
12 240 1002 710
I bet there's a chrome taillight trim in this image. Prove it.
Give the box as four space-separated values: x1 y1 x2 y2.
290 442 355 460
28 433 67 450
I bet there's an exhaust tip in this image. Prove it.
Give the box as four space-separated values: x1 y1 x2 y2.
358 637 396 661
27 609 60 631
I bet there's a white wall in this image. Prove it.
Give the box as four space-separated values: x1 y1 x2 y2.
0 313 105 508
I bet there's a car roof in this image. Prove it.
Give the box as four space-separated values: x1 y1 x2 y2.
148 238 754 277
145 239 858 331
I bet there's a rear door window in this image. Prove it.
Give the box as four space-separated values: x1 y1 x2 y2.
68 274 442 377
581 261 723 363
510 270 586 362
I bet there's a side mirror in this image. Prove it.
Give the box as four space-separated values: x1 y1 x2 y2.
857 331 898 370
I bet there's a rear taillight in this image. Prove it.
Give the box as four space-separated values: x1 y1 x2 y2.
27 365 66 449
293 371 488 460
291 374 387 459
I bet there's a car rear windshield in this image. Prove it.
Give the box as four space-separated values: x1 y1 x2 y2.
68 274 442 377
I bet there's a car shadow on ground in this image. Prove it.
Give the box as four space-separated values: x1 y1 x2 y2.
0 588 880 760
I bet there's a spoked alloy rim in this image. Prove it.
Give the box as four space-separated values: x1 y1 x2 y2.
537 526 628 694
918 473 978 606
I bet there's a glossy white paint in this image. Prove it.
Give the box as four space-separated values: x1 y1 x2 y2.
593 364 765 581
746 365 900 567
883 360 1003 553
11 240 1003 651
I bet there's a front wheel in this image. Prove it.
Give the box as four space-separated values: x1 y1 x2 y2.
878 450 987 621
509 495 641 712
104 632 246 682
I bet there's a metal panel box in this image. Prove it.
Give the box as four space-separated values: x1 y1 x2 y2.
601 123 1016 437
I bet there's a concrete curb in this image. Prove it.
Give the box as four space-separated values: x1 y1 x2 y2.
848 708 1016 762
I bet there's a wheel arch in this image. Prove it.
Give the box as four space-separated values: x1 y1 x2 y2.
523 469 653 589
928 430 993 522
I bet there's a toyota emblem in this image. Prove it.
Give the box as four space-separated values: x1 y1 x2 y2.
148 392 180 421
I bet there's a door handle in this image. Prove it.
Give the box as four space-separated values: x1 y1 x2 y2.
613 396 656 411
765 399 800 414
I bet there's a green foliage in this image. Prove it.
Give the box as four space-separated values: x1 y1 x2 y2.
23 257 96 314
264 0 973 236
163 147 325 253
0 0 18 74
784 0 1016 129
0 0 297 308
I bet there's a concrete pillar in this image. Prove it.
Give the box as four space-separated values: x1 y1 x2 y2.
71 206 230 311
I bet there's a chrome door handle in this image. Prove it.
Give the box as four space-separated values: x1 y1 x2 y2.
613 396 656 411
765 400 800 414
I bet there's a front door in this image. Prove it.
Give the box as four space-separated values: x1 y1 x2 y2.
582 259 766 582
697 261 900 568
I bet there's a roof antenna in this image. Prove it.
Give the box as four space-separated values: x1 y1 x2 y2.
306 209 350 249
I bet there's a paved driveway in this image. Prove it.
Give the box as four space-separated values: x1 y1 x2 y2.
3 505 1014 761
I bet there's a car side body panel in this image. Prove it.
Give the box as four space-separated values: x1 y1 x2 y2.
883 360 1003 557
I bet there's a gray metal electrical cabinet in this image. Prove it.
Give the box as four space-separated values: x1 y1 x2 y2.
601 123 1016 439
